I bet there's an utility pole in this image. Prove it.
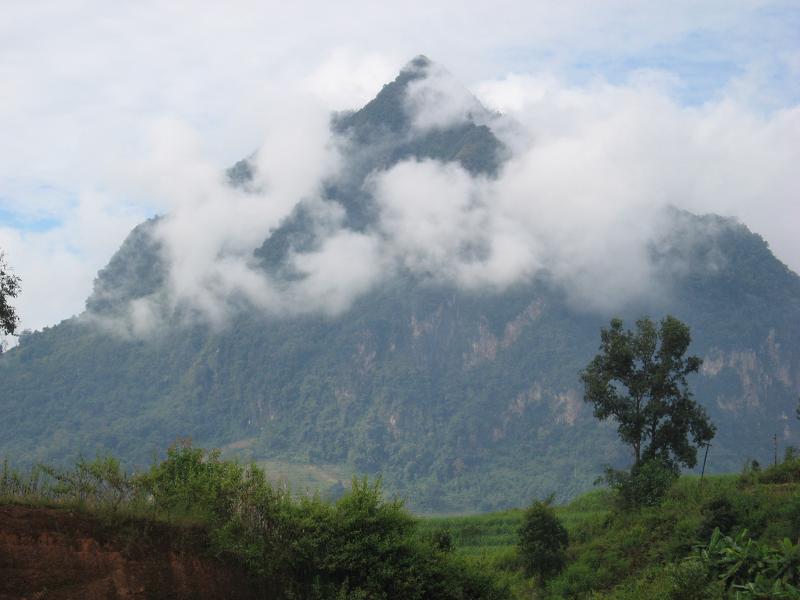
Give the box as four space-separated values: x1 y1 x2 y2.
774 433 778 467
700 442 711 482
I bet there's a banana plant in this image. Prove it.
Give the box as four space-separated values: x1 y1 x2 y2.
695 528 800 597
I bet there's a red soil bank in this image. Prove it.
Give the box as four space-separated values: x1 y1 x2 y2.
0 505 265 599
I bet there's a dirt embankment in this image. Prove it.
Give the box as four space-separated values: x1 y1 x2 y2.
0 505 266 599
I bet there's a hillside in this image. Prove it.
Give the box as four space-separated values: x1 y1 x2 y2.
5 452 800 599
425 457 800 598
0 448 509 599
1 57 800 512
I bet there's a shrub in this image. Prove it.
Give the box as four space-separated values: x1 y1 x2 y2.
2 445 512 599
665 557 720 600
518 499 569 582
758 457 800 485
430 527 454 553
40 456 136 510
698 496 738 539
603 459 679 508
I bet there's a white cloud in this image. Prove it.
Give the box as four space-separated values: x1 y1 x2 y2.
305 51 398 111
360 69 800 312
289 230 384 315
0 192 144 334
138 97 342 326
1 1 798 332
405 63 489 131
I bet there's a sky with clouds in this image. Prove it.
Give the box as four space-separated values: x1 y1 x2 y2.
1 0 799 335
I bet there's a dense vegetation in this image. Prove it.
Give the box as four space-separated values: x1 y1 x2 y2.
0 249 21 339
424 454 800 598
6 435 800 599
1 58 800 513
0 445 509 599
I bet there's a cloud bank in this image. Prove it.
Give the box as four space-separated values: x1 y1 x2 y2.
1 1 799 334
86 60 800 337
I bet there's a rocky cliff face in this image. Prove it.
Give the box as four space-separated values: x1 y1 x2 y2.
0 506 264 600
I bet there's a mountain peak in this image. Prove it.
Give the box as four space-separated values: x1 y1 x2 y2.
330 56 504 176
402 54 432 74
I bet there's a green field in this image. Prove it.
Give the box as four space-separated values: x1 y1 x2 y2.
418 489 613 597
420 468 800 598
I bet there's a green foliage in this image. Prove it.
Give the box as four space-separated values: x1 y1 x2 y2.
424 472 800 598
0 250 21 338
1 447 510 599
1 459 50 499
699 495 739 538
694 528 800 598
43 456 135 510
581 315 716 470
756 457 800 485
549 473 800 598
517 499 569 582
429 527 455 553
665 557 724 600
1 455 136 510
602 458 680 508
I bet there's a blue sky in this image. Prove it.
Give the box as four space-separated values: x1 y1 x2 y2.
1 0 799 333
0 206 60 233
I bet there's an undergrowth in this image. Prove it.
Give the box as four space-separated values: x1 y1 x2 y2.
426 459 800 599
1 445 509 600
7 450 800 598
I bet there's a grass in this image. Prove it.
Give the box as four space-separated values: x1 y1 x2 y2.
416 489 614 597
1 449 514 599
419 468 800 599
6 450 800 599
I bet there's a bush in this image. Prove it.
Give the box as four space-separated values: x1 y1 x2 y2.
758 457 800 485
603 459 679 508
1 446 511 599
698 496 738 539
37 456 136 510
430 527 454 553
518 499 569 583
666 557 721 600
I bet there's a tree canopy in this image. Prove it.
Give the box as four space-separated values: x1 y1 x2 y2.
581 315 715 470
0 251 21 337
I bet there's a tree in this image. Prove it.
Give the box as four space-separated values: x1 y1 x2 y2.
0 251 21 337
581 316 715 471
518 498 568 582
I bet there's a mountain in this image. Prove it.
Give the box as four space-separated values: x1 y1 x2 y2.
2 57 799 512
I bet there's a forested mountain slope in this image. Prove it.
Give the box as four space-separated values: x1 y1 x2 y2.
2 57 799 512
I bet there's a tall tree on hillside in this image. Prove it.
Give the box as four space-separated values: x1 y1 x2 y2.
0 251 21 338
581 316 715 470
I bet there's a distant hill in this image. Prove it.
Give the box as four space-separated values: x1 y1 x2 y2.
2 57 799 512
